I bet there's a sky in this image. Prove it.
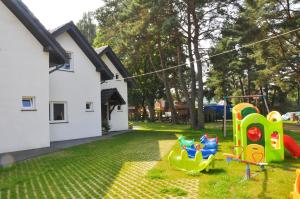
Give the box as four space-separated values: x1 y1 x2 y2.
22 0 104 29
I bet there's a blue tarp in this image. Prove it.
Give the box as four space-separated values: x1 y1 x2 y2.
204 104 232 119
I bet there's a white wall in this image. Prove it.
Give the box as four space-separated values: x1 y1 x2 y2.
101 54 129 131
0 2 50 153
50 32 102 141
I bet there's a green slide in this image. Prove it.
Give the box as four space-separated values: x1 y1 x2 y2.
168 150 215 172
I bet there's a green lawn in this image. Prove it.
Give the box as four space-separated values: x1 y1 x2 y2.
0 122 299 199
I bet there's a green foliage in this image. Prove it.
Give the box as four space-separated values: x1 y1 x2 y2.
207 0 300 108
76 12 96 44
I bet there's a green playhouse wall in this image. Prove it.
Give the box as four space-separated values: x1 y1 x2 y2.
232 103 284 163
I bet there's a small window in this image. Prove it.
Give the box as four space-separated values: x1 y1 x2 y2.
60 52 73 71
49 102 67 123
21 96 36 110
117 105 122 111
115 73 119 79
86 102 93 112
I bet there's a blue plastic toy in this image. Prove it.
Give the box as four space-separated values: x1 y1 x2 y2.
186 145 217 159
200 135 218 150
178 135 218 159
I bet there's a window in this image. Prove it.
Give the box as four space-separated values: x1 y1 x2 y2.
86 102 94 112
117 105 122 111
49 102 67 123
60 52 73 71
21 96 36 111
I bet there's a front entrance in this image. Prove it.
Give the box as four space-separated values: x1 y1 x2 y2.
102 104 108 122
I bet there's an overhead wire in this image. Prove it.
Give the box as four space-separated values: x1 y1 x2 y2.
114 26 300 81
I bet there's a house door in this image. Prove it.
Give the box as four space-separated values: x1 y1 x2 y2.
102 104 108 122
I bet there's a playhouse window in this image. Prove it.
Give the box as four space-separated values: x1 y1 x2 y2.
271 132 280 149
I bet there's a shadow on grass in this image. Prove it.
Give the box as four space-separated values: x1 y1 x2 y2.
204 168 227 175
258 170 271 199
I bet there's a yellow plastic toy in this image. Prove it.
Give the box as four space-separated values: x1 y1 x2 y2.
291 169 300 199
168 150 215 172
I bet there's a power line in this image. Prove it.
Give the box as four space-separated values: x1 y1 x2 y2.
118 26 300 81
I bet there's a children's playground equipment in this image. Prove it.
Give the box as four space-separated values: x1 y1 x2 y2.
229 102 300 163
223 95 270 137
224 101 300 180
178 135 218 159
290 169 300 199
284 135 300 158
168 150 215 172
224 152 267 180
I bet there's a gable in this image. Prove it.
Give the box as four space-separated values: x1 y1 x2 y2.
55 32 102 74
1 0 67 65
96 46 134 87
51 22 113 80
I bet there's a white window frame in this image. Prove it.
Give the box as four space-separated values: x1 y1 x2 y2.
60 51 74 71
86 102 94 112
49 101 68 123
21 96 36 111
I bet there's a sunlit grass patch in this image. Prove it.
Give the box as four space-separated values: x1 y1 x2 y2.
146 168 167 179
160 186 188 196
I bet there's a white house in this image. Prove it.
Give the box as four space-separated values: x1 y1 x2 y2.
49 22 113 141
0 0 131 154
96 46 133 131
0 0 67 154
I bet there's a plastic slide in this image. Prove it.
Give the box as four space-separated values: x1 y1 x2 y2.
168 150 215 172
290 169 300 199
284 135 300 158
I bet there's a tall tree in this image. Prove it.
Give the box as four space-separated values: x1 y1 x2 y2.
77 12 97 44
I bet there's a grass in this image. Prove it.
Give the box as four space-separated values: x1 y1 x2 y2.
284 120 297 124
160 186 188 196
0 121 299 198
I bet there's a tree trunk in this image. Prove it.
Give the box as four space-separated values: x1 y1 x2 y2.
187 5 197 129
191 0 204 129
239 76 246 96
142 105 147 120
271 87 277 108
247 68 251 97
174 85 181 102
176 40 193 126
147 98 155 122
157 33 178 124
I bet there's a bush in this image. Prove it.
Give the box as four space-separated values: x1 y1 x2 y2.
102 120 111 132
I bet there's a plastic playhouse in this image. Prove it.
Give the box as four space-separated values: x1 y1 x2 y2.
230 103 300 163
291 169 300 199
178 135 218 159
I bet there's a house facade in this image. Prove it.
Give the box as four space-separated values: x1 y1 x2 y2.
96 46 132 132
49 22 114 141
0 0 67 154
0 0 131 154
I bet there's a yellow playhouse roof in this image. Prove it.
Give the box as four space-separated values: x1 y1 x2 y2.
232 103 256 113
